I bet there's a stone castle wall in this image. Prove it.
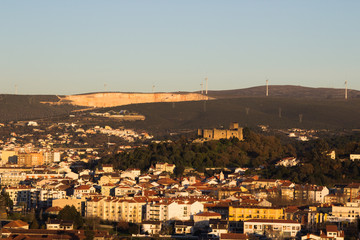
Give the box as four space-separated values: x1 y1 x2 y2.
198 128 243 141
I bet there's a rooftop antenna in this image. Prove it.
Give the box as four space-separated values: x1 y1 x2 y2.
205 77 208 95
152 85 155 93
345 80 348 100
200 82 204 94
15 84 18 95
266 79 269 96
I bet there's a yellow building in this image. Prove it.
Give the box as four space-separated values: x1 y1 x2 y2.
229 206 284 221
0 150 17 165
18 153 44 166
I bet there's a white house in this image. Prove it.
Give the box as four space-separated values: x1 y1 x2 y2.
244 219 301 238
73 185 96 197
350 154 360 161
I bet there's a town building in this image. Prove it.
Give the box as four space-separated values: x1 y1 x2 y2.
198 122 243 141
244 219 301 238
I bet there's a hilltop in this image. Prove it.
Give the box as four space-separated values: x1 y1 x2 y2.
208 85 360 99
1 86 360 133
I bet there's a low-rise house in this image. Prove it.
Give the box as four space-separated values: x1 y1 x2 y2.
193 211 221 227
174 220 194 235
98 174 121 185
46 219 74 230
244 219 301 238
121 168 141 180
73 185 96 197
142 221 162 235
101 164 114 173
350 154 360 161
3 220 29 229
153 163 176 174
301 225 344 240
275 157 299 167
208 219 229 238
253 179 278 189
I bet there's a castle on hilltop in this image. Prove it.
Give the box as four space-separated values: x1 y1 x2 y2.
198 122 243 141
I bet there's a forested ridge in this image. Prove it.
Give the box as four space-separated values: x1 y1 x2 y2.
99 129 360 186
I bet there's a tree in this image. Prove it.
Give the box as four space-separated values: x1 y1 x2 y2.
174 165 185 177
58 205 84 229
0 191 13 209
30 218 39 229
128 223 141 235
85 229 95 240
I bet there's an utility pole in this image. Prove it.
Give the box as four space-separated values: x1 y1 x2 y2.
205 77 208 95
266 79 269 96
345 80 348 100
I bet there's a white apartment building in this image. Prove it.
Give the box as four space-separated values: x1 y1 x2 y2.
308 186 329 203
328 202 360 223
43 151 61 164
145 200 204 221
38 189 67 208
4 186 39 209
0 172 26 186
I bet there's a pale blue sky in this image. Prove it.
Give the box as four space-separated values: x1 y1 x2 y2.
1 1 359 94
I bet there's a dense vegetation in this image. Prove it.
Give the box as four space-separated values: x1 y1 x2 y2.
100 129 360 186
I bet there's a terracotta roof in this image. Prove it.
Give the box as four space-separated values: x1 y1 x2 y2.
45 206 62 213
3 220 29 228
220 233 248 239
195 211 221 217
326 225 338 232
75 185 91 190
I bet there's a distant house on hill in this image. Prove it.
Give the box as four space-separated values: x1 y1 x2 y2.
276 157 300 167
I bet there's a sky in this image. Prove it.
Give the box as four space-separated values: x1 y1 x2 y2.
1 1 359 95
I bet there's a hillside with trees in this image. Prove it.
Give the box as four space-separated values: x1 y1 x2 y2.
99 130 360 186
